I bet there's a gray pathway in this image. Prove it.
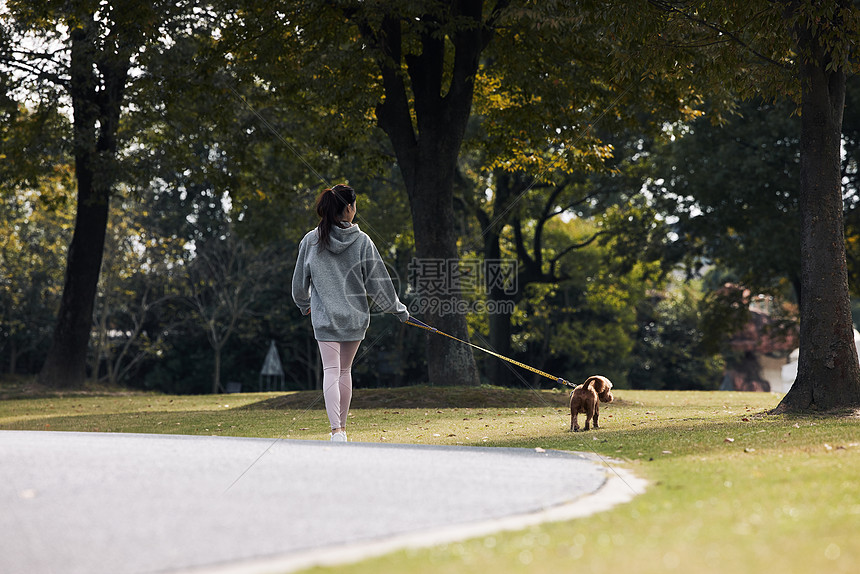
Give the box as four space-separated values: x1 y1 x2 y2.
0 430 630 574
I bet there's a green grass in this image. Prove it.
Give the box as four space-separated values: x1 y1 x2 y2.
1 384 858 574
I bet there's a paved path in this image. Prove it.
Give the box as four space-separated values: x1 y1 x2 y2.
0 431 643 574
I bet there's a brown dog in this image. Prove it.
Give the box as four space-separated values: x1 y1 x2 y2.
569 375 614 432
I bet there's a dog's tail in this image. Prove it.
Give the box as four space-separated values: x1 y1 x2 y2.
584 375 613 402
583 376 601 390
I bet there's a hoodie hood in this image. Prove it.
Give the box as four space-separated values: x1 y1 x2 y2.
325 223 362 254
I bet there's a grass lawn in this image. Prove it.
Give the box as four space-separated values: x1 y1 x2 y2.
1 383 858 574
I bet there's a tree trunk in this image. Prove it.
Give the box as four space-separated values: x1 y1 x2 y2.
8 339 18 375
487 301 514 384
38 14 130 388
483 211 516 386
409 168 481 386
213 347 222 394
368 5 486 386
39 166 111 389
776 21 860 412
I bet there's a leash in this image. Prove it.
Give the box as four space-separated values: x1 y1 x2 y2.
405 316 576 389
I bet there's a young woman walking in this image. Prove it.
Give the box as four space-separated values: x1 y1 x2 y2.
292 184 409 442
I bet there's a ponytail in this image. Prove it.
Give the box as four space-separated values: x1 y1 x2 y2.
315 183 356 250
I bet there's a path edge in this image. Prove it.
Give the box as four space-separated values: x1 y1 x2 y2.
175 454 647 574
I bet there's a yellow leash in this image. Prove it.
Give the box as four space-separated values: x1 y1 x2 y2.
405 316 576 389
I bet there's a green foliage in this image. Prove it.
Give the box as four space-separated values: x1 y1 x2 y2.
8 0 855 396
604 1 798 106
90 195 188 386
0 104 75 374
630 284 724 391
0 187 73 374
649 97 802 296
503 218 653 387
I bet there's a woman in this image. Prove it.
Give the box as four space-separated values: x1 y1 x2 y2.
292 184 409 442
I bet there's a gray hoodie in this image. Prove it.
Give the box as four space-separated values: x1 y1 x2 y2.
292 223 409 341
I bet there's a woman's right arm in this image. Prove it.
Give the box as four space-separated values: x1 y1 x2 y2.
363 238 409 322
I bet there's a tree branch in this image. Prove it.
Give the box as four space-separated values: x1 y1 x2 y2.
551 230 605 267
646 0 791 70
0 56 69 88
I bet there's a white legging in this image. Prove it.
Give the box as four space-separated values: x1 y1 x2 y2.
317 340 361 430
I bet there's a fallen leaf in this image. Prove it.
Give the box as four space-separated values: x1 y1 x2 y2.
742 417 750 422
824 443 833 451
662 450 672 454
725 438 735 443
535 447 546 453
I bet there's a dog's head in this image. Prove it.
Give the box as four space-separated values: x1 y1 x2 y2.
591 376 614 403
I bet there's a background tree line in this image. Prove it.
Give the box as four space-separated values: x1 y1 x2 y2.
2 1 860 411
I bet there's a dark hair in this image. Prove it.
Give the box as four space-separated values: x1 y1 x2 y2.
315 183 356 250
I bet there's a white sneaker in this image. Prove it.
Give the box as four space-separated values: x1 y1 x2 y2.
330 431 347 442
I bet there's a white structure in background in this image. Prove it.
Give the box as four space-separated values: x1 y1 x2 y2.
259 340 286 391
779 329 860 393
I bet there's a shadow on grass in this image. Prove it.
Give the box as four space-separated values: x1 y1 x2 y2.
0 377 138 401
239 385 574 410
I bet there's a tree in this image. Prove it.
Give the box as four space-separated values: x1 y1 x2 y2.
35 6 145 387
0 1 230 388
782 0 860 411
344 1 502 386
186 231 272 393
616 0 860 411
465 171 613 385
507 217 660 387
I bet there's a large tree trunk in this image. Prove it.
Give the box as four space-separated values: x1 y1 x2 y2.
38 14 129 388
367 5 487 386
409 168 481 386
777 18 860 412
38 154 111 390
